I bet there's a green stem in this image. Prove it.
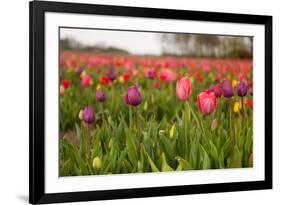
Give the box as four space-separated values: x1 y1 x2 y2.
135 107 140 157
86 124 91 164
185 102 191 145
101 103 105 124
111 82 115 112
229 98 235 146
241 97 244 128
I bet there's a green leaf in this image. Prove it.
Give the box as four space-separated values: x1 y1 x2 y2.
161 152 174 172
60 159 71 176
161 137 176 166
75 123 86 160
66 143 88 175
199 145 211 169
175 156 193 171
218 151 225 168
116 148 128 173
190 143 199 168
227 146 242 168
126 131 137 167
209 140 219 168
143 145 159 172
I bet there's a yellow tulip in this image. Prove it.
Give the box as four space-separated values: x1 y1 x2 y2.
80 70 87 77
118 76 124 83
96 84 101 90
233 101 241 113
78 109 83 120
232 79 238 88
169 124 175 140
208 72 215 82
144 101 148 111
92 156 102 170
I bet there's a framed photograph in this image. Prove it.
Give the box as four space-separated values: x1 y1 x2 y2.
29 0 272 204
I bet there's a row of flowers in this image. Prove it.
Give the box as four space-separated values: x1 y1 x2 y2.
71 76 252 125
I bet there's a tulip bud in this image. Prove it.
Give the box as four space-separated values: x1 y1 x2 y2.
146 69 157 80
249 87 253 96
159 130 166 136
209 84 215 92
75 67 83 76
107 68 116 81
176 77 192 101
59 85 65 96
214 85 222 98
82 106 95 124
61 79 71 89
237 80 248 97
211 119 218 130
197 90 216 115
222 79 234 98
92 156 102 170
96 88 106 103
246 98 253 109
99 75 110 85
169 124 175 140
80 70 87 77
78 109 83 120
233 101 241 113
143 101 148 111
137 160 142 172
232 79 238 88
81 74 92 87
125 85 142 106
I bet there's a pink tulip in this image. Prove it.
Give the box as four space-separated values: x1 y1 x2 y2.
160 69 177 83
197 90 216 115
81 74 92 87
176 77 192 101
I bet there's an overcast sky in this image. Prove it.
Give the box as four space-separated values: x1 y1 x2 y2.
60 28 163 55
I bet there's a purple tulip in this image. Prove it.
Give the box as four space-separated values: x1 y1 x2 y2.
75 67 83 76
237 80 248 97
209 84 215 92
147 70 155 79
126 85 142 106
82 106 95 124
96 88 106 102
222 80 234 98
107 68 116 81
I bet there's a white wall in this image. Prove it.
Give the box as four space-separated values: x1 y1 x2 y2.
0 0 279 204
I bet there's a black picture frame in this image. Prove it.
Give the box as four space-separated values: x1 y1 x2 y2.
29 0 272 204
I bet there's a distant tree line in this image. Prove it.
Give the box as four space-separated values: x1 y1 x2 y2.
161 34 253 58
60 38 129 54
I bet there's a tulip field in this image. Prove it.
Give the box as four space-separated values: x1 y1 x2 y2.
59 51 253 176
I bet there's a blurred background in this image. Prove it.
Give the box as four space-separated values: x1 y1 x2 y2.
60 28 252 58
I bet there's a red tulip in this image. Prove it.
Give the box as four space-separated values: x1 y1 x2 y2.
122 73 131 82
61 79 71 90
99 75 110 85
213 85 222 98
197 90 216 115
176 77 192 101
153 82 160 89
246 98 253 109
